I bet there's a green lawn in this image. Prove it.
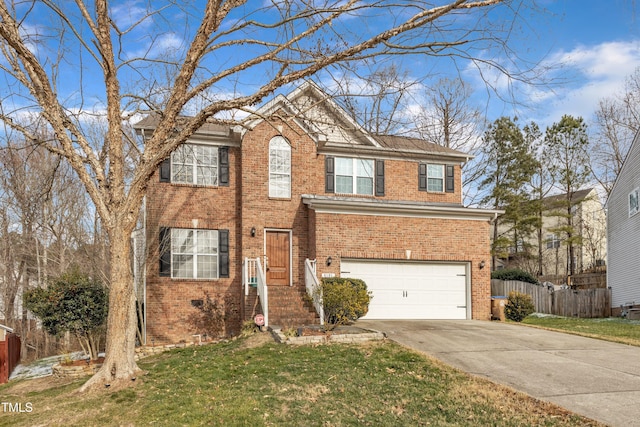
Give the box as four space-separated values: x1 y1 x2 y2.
0 335 602 426
522 315 640 346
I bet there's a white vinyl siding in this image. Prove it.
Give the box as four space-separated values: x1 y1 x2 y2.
608 134 640 308
172 144 218 186
171 229 219 279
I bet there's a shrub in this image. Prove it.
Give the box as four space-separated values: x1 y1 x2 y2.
491 268 539 284
188 292 228 339
319 278 371 330
24 271 108 360
504 291 535 322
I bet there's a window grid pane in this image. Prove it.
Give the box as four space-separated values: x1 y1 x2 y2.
269 138 291 198
336 175 353 193
171 144 218 186
335 158 374 195
171 229 218 279
427 164 444 192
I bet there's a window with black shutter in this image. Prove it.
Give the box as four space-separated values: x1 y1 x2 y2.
159 227 171 276
325 156 335 193
445 165 455 193
418 163 428 191
375 160 385 196
219 146 229 186
159 158 171 182
219 229 229 278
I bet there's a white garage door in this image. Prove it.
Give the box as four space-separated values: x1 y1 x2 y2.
340 260 469 320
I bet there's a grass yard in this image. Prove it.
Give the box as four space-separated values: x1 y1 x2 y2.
522 315 640 346
0 334 602 427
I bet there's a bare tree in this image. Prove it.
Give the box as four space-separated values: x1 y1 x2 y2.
591 67 640 195
0 0 545 390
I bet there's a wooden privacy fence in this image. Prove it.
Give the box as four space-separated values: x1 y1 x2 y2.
0 333 21 384
491 280 611 318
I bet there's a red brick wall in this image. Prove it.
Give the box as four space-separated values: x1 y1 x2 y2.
311 213 492 320
143 115 490 342
144 145 243 344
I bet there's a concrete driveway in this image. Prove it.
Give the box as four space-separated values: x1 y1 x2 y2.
356 319 640 427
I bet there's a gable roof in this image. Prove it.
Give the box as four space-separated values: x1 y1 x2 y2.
375 135 470 158
542 188 596 209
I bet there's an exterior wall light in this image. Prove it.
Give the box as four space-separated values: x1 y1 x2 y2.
326 256 332 266
250 227 256 237
479 260 486 269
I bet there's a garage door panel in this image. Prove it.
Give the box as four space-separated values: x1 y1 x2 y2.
341 260 469 320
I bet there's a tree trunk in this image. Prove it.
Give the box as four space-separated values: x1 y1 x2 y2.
80 225 140 391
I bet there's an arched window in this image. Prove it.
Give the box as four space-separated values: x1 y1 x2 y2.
269 136 291 198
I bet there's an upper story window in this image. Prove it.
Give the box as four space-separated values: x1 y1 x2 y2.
269 136 291 198
172 144 218 186
419 163 455 193
546 234 561 249
427 164 444 192
630 188 639 217
335 157 374 195
325 156 384 197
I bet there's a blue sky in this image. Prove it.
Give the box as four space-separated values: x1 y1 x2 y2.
5 0 640 134
490 0 640 128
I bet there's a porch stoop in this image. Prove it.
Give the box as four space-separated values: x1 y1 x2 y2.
245 285 319 328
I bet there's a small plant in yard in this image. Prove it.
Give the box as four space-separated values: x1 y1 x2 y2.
318 277 371 330
23 270 108 361
504 291 535 322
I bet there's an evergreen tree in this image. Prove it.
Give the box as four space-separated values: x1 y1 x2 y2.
480 117 538 270
544 115 591 276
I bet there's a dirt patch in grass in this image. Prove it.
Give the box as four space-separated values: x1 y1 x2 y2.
236 331 275 350
3 375 77 395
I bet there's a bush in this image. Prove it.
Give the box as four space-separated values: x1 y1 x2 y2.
319 278 371 330
24 271 108 360
504 291 535 322
491 268 539 284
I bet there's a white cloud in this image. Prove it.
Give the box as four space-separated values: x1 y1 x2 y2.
533 40 640 126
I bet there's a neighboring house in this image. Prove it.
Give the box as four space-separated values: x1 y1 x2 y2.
496 188 606 279
608 130 640 313
134 81 501 344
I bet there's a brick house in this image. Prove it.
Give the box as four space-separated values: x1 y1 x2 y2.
134 81 501 344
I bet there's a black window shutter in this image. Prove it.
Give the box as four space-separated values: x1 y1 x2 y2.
418 163 427 191
219 229 229 278
159 227 171 277
219 146 229 186
445 165 455 193
159 158 171 182
325 156 335 193
375 160 385 196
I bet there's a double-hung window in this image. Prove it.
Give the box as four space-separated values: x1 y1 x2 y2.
172 144 218 186
630 188 639 217
546 234 561 249
335 157 374 195
171 229 219 279
427 164 444 192
269 137 291 198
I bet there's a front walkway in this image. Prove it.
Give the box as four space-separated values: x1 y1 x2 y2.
357 319 640 427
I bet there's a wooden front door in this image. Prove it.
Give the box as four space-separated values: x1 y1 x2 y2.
266 231 290 285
